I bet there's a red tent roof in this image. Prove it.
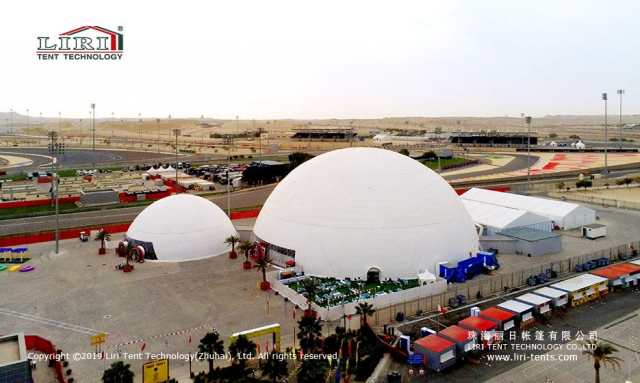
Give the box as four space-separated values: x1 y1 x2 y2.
591 263 640 279
414 334 455 353
439 325 475 343
458 316 497 332
480 307 516 322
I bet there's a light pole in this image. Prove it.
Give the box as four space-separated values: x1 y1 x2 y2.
58 111 61 138
138 113 142 150
48 131 64 255
39 112 42 128
617 89 625 150
26 109 29 129
236 116 239 136
225 135 234 217
257 127 263 165
173 129 181 193
156 119 161 154
525 116 532 188
111 112 114 137
91 103 96 170
602 93 608 174
9 108 12 133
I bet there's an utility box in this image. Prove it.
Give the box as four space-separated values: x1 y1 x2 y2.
582 223 606 239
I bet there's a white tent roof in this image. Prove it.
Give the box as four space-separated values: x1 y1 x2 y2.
461 199 550 230
253 147 479 279
460 188 595 229
127 194 237 262
549 274 608 293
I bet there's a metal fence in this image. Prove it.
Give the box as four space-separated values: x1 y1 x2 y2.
367 239 640 326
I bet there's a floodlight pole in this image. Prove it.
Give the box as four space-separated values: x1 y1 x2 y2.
173 129 181 193
525 116 532 188
48 131 62 254
91 103 95 170
156 119 161 154
617 89 625 150
602 93 608 174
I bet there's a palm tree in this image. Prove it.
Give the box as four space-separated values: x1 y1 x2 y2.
198 332 224 377
253 251 273 290
261 352 288 383
355 302 376 327
297 357 328 382
224 235 240 258
237 239 254 267
580 339 623 383
229 334 256 370
298 278 321 314
297 315 323 353
102 361 134 383
94 229 111 254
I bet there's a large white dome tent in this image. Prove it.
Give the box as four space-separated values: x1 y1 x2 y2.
126 194 238 261
253 147 480 280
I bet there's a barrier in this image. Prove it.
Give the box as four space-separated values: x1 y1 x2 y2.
24 335 66 383
0 223 131 247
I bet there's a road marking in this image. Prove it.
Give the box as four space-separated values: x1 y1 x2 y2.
0 309 107 335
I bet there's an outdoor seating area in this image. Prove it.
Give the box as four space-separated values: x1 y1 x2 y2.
286 276 420 308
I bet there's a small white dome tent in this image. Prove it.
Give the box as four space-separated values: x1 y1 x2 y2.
127 194 238 261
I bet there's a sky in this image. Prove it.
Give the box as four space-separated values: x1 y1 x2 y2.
1 0 639 120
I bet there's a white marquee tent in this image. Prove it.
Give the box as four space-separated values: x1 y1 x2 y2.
127 194 238 261
253 147 480 280
461 199 553 235
461 188 595 230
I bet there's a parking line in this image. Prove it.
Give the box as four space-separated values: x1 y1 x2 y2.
0 309 107 335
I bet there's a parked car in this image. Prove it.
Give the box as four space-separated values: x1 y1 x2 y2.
79 231 89 242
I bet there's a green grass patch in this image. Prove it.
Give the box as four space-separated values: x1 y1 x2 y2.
0 203 79 219
420 157 468 170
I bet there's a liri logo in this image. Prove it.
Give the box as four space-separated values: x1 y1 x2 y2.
37 26 124 61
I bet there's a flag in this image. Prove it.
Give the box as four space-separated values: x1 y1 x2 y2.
189 336 192 343
265 340 269 353
355 342 360 364
348 340 352 358
438 304 447 314
141 343 146 352
100 351 105 360
292 309 296 319
335 370 340 383
327 354 332 367
630 244 635 250
256 341 261 354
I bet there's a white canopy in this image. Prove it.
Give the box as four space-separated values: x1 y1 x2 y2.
461 188 595 230
462 199 552 235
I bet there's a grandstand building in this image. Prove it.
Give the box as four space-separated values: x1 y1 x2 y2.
291 127 357 142
451 134 538 147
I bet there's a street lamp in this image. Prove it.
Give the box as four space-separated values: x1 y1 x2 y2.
9 108 12 133
91 103 96 170
111 112 114 137
525 116 532 188
156 119 161 154
236 115 239 136
173 129 181 193
48 131 64 255
26 109 29 129
138 113 142 150
225 135 235 217
617 89 625 150
602 93 608 174
39 112 42 128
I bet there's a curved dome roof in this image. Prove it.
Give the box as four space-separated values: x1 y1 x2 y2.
253 147 479 279
127 194 237 261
